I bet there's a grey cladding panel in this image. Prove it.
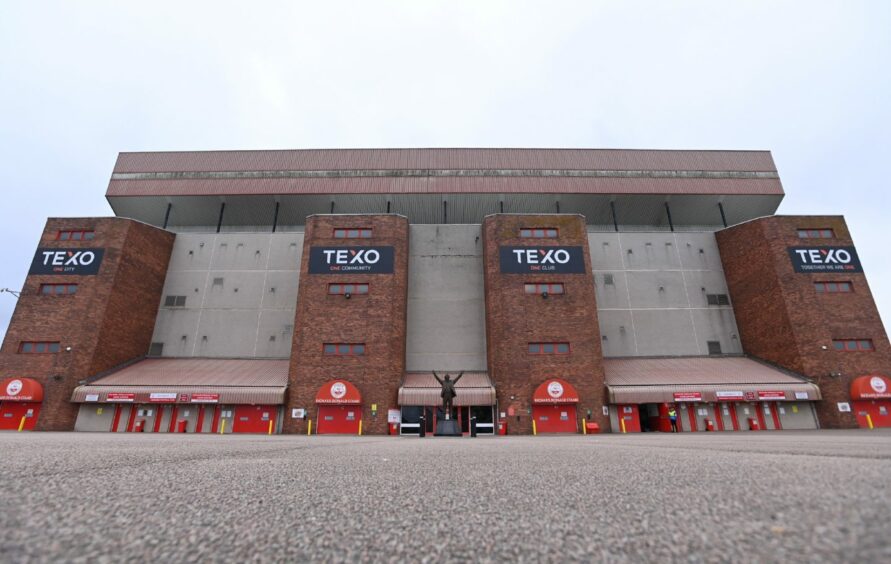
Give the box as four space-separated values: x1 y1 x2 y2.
592 231 744 358
406 225 486 371
150 233 299 359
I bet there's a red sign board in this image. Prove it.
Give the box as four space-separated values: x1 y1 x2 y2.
106 392 135 402
0 378 44 402
149 393 177 403
757 391 786 401
190 393 220 403
315 380 362 404
532 379 580 404
744 391 757 401
850 375 891 400
673 392 702 402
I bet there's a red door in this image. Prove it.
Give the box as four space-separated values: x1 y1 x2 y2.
853 400 891 428
232 405 277 433
317 405 361 434
532 404 577 433
0 402 41 430
615 404 640 433
756 404 768 430
713 405 725 431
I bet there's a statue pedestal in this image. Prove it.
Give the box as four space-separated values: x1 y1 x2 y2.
434 419 461 436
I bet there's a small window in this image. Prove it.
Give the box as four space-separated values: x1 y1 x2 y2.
524 283 564 295
814 281 853 293
328 283 369 295
40 283 77 295
212 277 224 286
832 339 874 352
528 342 570 355
520 227 558 238
57 230 95 241
323 343 366 356
19 341 61 354
707 341 722 355
334 228 372 239
603 274 614 286
164 295 187 307
148 343 164 357
797 228 835 239
706 294 730 306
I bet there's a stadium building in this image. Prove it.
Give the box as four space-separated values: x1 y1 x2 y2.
1 148 889 434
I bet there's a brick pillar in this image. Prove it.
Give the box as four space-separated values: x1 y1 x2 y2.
482 214 608 434
0 218 175 431
716 216 891 428
284 215 409 435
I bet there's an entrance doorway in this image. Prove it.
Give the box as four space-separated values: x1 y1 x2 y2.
532 404 577 433
399 405 495 436
531 378 580 434
317 404 360 434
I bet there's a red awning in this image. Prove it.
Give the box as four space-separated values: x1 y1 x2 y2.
850 375 891 400
0 378 44 402
316 380 362 404
532 379 579 404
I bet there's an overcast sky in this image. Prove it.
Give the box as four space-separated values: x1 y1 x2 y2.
1 1 889 338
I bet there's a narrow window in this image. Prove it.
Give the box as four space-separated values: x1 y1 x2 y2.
333 228 373 239
519 227 559 238
528 342 570 355
19 341 61 353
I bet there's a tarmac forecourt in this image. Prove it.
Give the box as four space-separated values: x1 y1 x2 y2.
1 431 889 562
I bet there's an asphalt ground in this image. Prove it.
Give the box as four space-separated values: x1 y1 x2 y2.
1 431 890 563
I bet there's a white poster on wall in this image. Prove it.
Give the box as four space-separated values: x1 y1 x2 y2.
837 402 851 412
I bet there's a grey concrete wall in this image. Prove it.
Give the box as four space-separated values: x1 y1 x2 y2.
150 233 302 358
589 231 743 357
406 225 487 371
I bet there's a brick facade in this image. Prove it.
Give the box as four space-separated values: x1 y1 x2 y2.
0 218 175 430
284 215 409 435
482 214 608 434
716 216 891 428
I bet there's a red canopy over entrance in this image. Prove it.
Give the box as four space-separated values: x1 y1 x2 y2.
532 379 580 404
0 378 44 402
315 380 362 404
850 375 891 400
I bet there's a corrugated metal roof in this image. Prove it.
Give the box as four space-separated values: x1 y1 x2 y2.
399 372 495 406
113 149 778 173
604 356 810 386
70 386 284 405
85 358 289 387
106 176 783 197
604 356 821 403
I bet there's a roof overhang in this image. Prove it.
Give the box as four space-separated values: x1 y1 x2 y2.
604 356 822 404
105 149 784 228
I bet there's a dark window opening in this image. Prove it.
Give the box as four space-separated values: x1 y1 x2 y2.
706 294 730 306
19 341 61 354
334 228 373 239
528 342 571 355
519 228 558 238
524 283 564 295
797 228 835 239
323 343 366 356
328 283 369 295
833 339 873 352
707 341 722 355
164 295 187 307
40 283 78 295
